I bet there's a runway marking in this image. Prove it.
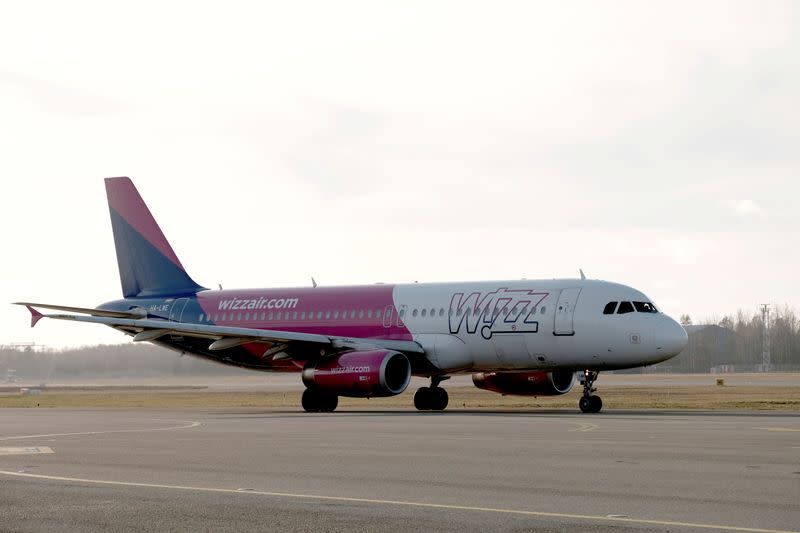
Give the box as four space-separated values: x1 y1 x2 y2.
754 427 800 433
569 423 598 432
0 419 201 441
0 446 53 456
0 470 795 533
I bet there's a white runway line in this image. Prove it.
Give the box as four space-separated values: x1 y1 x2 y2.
0 419 201 441
0 469 795 533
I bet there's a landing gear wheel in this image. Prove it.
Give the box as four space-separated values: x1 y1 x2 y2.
579 370 602 413
590 395 602 413
579 396 594 413
302 388 338 413
414 386 449 411
414 387 433 410
431 387 449 411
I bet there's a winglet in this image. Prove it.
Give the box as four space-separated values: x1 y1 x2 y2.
579 269 586 280
25 305 44 328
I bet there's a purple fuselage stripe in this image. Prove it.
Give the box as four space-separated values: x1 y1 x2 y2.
197 285 412 340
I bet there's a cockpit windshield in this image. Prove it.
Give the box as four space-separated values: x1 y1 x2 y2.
616 301 634 314
603 301 659 314
633 301 658 313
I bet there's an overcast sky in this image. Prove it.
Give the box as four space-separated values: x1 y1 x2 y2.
1 1 797 348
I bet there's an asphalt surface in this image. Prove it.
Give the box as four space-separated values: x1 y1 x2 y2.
0 408 798 532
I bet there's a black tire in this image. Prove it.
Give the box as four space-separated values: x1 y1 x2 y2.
414 387 432 410
579 396 593 413
302 388 319 412
321 393 338 412
431 388 449 411
590 395 602 413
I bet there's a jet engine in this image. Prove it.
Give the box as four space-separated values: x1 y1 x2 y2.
302 349 411 398
472 370 575 396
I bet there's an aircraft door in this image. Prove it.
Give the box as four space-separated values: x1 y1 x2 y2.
554 288 581 335
169 298 189 322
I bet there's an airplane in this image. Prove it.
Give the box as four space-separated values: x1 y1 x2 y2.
16 177 688 413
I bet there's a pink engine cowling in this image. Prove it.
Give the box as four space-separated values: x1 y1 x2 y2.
301 349 411 398
472 370 575 396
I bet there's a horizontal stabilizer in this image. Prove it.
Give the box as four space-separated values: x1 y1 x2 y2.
14 302 146 319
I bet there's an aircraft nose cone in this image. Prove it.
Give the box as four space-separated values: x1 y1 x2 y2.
656 318 688 357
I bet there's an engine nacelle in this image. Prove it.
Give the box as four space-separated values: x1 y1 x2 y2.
472 370 576 396
302 349 411 398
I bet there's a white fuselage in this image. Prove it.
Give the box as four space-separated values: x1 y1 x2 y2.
392 279 687 372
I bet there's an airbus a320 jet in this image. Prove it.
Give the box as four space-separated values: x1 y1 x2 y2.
17 178 687 413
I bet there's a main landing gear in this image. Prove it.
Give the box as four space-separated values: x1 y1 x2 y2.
578 370 603 413
414 376 449 411
301 388 338 412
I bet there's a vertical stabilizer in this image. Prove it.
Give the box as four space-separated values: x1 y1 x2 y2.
105 177 206 298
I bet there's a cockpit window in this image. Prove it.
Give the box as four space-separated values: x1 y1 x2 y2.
603 302 617 315
617 301 635 314
633 301 658 313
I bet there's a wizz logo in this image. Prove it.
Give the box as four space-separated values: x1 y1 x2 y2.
448 288 548 339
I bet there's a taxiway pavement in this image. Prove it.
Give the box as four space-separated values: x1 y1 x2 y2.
0 408 797 532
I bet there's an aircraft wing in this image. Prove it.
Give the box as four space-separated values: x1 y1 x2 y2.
15 302 424 358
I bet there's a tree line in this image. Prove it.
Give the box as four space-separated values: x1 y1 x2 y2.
664 306 799 372
0 343 249 382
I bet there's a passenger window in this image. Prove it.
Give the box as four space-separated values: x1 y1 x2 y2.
540 306 546 315
633 301 658 313
603 302 617 315
367 310 372 318
412 309 418 317
213 314 218 321
333 310 339 319
198 314 204 321
325 311 331 319
375 309 382 318
317 311 323 319
237 313 242 321
358 310 364 319
421 309 427 317
456 308 462 316
617 301 635 314
439 308 444 317
260 312 265 320
399 309 405 318
292 311 298 320
276 312 282 320
300 311 305 320
350 310 356 319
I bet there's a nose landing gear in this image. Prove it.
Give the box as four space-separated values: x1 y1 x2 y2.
579 370 602 413
414 376 449 411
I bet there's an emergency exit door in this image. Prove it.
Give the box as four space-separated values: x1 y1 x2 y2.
553 288 581 335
